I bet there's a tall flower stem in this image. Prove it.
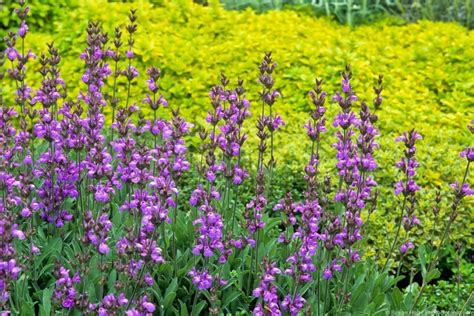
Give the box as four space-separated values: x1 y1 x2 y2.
109 48 120 144
383 129 422 272
172 193 179 276
410 162 470 313
395 230 411 280
126 227 159 310
382 194 407 272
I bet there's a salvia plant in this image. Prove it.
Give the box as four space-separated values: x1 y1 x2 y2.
0 1 472 315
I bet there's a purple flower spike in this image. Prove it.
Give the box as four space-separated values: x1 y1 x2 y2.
252 260 282 316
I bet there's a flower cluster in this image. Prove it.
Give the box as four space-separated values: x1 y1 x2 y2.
0 215 23 304
331 66 380 264
394 129 422 254
94 293 129 315
53 266 81 309
124 295 156 316
257 51 285 167
190 185 225 261
252 260 282 316
83 211 112 255
0 4 191 314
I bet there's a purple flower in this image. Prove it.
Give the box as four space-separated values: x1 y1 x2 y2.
400 241 414 254
17 21 29 37
11 225 25 240
252 260 282 315
53 266 80 310
31 244 40 254
5 48 18 61
98 243 109 255
323 268 332 280
460 147 474 162
94 186 110 203
282 294 306 316
271 115 285 130
450 181 473 197
188 268 213 291
394 130 422 197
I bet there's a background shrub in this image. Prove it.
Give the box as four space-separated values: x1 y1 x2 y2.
219 0 474 28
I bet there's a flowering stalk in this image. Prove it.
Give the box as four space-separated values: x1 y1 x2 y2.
248 54 285 296
124 9 138 109
382 129 422 271
246 97 268 294
252 259 282 316
33 42 76 228
305 78 327 314
274 78 327 315
410 125 472 313
5 0 34 119
257 52 284 184
329 65 359 309
330 68 382 312
188 79 230 312
109 26 123 144
216 75 250 235
169 107 191 273
0 106 24 313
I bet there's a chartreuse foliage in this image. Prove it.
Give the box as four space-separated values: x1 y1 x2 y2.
2 0 472 258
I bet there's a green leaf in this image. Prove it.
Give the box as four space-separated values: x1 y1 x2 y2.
425 269 441 283
417 245 427 277
40 287 53 316
107 269 117 291
222 291 241 310
37 263 55 280
191 301 207 316
179 300 189 316
20 303 35 316
384 275 405 292
352 292 369 312
164 277 178 308
351 281 366 304
164 292 177 309
38 237 63 264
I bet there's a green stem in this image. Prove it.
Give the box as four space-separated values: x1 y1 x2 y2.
317 268 321 316
395 231 410 280
247 243 255 295
127 227 159 310
410 161 470 314
230 182 240 234
125 33 133 109
172 193 179 276
323 250 333 313
382 194 408 272
457 251 461 310
460 291 473 315
191 291 200 315
110 55 119 144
